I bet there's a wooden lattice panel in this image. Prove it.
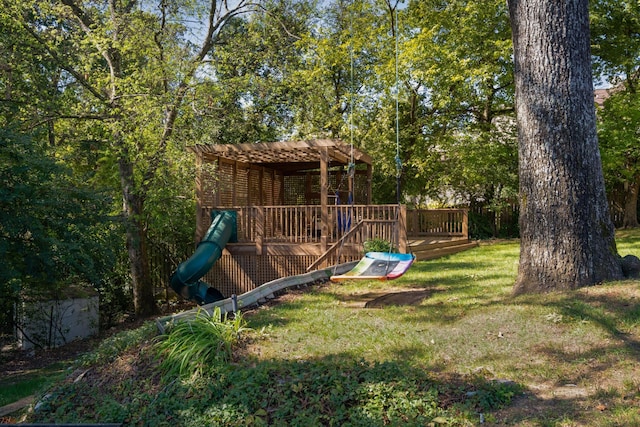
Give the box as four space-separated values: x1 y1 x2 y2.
235 166 249 206
218 161 234 206
201 168 216 207
203 254 319 297
249 168 261 205
354 173 369 204
284 174 308 205
273 172 283 204
262 170 274 206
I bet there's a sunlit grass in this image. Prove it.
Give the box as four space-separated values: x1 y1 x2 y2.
246 233 640 425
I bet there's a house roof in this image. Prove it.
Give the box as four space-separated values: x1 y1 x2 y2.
188 139 372 172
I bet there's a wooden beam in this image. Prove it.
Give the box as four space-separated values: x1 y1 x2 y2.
327 147 350 164
306 221 365 271
188 139 373 167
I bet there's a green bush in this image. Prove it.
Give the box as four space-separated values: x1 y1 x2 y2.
155 308 249 379
363 238 395 253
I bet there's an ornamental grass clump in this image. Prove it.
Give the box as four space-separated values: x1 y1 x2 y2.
155 307 249 379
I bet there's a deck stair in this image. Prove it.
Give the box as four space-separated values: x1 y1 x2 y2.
409 238 479 261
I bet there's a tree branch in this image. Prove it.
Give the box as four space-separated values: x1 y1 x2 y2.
142 0 262 193
19 21 108 103
28 113 120 130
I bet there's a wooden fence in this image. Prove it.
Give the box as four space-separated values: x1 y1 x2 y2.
406 209 468 237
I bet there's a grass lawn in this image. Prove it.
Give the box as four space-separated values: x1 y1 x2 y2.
20 230 640 426
0 362 67 407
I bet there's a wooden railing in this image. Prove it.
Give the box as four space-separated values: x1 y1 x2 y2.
201 205 402 244
406 208 468 237
199 205 468 245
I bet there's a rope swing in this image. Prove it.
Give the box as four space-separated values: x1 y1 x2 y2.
394 5 402 206
330 3 415 282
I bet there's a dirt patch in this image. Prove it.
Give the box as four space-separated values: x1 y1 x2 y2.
364 289 434 308
1 337 95 380
334 285 440 309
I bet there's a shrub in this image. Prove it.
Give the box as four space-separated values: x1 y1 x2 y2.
363 238 395 253
155 308 249 379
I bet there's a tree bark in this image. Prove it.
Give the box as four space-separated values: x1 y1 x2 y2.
508 0 623 294
118 148 158 316
622 177 640 228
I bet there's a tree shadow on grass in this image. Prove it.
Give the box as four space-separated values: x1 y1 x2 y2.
487 286 640 425
490 390 594 426
221 258 639 425
27 350 527 426
522 287 640 361
166 353 522 426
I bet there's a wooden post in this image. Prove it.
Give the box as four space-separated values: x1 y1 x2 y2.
366 164 373 204
320 147 329 252
256 206 264 255
407 208 417 237
398 204 408 254
463 209 469 240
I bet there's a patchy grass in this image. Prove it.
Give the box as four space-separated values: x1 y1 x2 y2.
20 230 640 426
0 363 67 407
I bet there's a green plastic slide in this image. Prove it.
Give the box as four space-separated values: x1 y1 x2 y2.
170 210 237 305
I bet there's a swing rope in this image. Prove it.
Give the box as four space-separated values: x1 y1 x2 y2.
331 7 357 276
377 3 404 277
331 2 413 280
388 4 402 261
394 5 402 207
329 5 414 282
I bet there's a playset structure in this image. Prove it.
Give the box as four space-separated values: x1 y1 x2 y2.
171 139 473 301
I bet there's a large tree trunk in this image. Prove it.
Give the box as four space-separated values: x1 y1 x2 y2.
508 0 624 294
119 152 158 316
622 178 640 228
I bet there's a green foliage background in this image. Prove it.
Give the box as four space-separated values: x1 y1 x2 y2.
0 0 636 326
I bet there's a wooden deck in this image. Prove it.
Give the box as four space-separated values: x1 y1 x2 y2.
195 205 475 296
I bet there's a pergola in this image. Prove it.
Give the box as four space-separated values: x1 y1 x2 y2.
190 139 373 174
189 139 374 241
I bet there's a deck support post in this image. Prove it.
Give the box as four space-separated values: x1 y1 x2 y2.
398 204 408 253
463 209 469 240
320 147 329 254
